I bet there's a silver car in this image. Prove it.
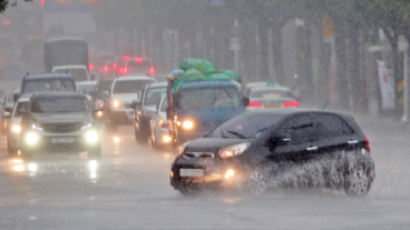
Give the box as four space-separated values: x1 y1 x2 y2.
148 96 171 149
7 97 29 156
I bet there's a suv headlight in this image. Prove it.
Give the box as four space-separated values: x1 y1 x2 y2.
112 99 121 108
11 124 22 134
84 129 99 144
219 142 250 158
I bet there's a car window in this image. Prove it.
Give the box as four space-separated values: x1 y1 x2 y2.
13 101 28 117
113 80 154 94
177 87 241 110
160 99 168 112
144 87 166 106
250 88 293 99
23 79 76 93
281 115 316 145
313 114 355 139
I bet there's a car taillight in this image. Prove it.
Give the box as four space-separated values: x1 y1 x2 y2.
249 101 263 107
283 101 299 107
89 64 94 71
149 66 156 75
119 67 128 75
365 136 371 152
123 55 130 60
136 57 144 63
104 66 109 72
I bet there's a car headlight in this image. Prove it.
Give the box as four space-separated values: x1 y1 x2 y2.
11 124 22 134
85 129 99 144
31 123 43 131
25 131 40 146
181 120 194 130
112 99 120 108
219 142 250 158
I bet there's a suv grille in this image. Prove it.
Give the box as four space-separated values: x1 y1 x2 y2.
184 152 214 159
41 122 83 133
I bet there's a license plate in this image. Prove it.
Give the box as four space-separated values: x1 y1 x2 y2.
51 137 74 144
179 168 204 178
265 103 280 108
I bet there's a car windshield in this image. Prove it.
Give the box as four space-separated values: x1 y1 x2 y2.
55 68 88 82
23 79 76 94
144 87 166 106
250 88 293 99
177 87 241 110
113 80 154 94
208 113 283 139
31 96 88 113
13 101 28 117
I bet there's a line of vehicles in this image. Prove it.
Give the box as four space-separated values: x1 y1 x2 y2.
0 49 375 197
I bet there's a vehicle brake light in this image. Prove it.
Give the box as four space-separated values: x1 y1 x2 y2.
104 66 109 72
149 66 156 75
135 57 144 63
123 55 130 60
89 64 94 71
249 101 263 107
365 136 371 152
283 101 299 107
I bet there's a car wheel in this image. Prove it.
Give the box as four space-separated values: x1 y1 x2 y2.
344 163 372 197
178 187 199 196
248 169 268 194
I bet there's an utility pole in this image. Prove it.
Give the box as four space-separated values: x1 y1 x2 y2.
402 41 409 122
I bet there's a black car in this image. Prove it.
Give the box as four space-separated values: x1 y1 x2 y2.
170 109 375 196
20 92 102 159
133 82 167 142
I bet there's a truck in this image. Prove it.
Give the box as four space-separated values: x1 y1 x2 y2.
44 38 89 73
166 58 248 146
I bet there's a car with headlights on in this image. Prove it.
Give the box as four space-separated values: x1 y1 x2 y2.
170 109 375 196
20 92 102 159
7 97 29 156
133 82 167 142
148 96 172 149
106 75 155 130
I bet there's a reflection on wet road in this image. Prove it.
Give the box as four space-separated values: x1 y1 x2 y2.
0 123 409 229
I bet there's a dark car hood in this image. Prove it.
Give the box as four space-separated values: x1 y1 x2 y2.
32 113 91 124
178 107 244 130
184 138 251 153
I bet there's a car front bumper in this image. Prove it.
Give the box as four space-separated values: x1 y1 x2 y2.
21 129 100 153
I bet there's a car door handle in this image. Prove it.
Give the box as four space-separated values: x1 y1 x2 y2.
306 146 318 151
348 140 359 145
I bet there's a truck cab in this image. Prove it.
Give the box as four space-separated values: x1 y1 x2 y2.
167 80 246 145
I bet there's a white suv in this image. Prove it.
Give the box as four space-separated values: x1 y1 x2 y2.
106 75 155 129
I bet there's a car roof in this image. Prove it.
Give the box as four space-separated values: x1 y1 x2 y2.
31 92 86 98
243 109 353 120
52 65 88 70
114 75 154 81
24 73 74 80
250 86 291 92
77 81 97 86
147 82 167 88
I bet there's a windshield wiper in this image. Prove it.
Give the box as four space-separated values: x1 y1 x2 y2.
226 130 247 139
